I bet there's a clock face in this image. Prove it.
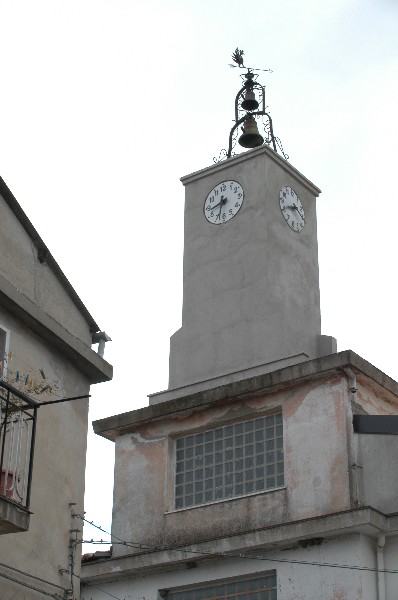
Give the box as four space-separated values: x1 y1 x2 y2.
279 186 305 232
204 180 244 225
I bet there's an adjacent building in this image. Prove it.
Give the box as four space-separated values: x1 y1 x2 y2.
0 176 112 599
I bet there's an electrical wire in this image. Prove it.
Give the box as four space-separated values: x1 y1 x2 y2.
71 568 127 600
78 514 398 575
82 579 158 600
0 570 65 599
0 559 69 591
82 582 127 600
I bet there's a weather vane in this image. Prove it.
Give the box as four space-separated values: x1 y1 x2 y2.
229 48 272 73
214 48 288 162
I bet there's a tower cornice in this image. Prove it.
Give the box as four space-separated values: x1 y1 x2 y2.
181 145 321 197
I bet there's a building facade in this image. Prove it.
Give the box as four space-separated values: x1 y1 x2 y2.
0 176 112 599
81 147 398 599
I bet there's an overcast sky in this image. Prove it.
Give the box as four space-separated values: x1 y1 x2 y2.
0 0 397 552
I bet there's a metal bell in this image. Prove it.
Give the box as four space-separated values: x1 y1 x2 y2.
238 116 264 149
241 88 259 111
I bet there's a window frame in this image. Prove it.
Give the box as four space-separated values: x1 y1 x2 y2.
0 324 10 379
173 411 284 511
159 571 277 600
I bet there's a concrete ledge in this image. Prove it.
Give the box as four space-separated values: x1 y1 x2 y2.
0 497 30 535
81 507 389 582
0 274 113 384
149 352 310 405
93 350 398 440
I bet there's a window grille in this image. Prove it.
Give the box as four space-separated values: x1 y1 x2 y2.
0 327 9 379
0 379 37 509
164 573 277 600
175 413 283 509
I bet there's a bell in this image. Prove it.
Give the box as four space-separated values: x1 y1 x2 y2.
238 116 264 149
241 88 259 111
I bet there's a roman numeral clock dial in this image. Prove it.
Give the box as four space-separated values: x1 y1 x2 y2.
204 180 244 224
279 186 306 232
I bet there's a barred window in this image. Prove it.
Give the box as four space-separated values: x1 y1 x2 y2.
175 413 284 509
163 573 277 600
0 327 9 379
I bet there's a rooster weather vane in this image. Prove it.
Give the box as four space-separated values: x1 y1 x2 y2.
215 48 288 163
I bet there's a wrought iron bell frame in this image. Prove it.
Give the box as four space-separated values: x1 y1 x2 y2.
227 70 277 158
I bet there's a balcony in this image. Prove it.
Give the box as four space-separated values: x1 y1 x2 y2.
0 381 37 534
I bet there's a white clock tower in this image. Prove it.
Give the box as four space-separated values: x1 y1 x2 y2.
165 144 336 397
82 52 398 600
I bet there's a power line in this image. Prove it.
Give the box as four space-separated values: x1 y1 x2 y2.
76 561 134 600
79 515 398 575
0 570 65 599
82 582 126 600
82 580 158 600
0 559 69 592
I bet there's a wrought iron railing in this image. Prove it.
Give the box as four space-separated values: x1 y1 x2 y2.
0 381 37 510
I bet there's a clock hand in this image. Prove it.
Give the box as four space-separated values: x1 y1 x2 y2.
210 196 228 212
286 204 305 222
210 200 222 210
219 195 229 218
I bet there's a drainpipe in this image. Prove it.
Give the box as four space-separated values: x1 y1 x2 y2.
343 368 361 507
343 367 357 399
92 331 112 358
343 370 386 598
376 533 386 600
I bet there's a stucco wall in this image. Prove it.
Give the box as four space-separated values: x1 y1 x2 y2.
0 307 90 599
352 375 398 514
385 536 398 599
111 373 352 556
169 148 323 389
81 534 381 600
0 192 93 345
359 434 398 514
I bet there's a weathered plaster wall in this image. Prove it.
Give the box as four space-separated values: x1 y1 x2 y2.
359 434 398 514
81 534 380 600
353 375 398 514
111 373 351 556
356 374 398 415
0 192 93 344
0 307 90 599
284 374 351 518
385 536 398 599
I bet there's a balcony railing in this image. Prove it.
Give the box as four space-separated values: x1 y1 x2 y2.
0 381 37 510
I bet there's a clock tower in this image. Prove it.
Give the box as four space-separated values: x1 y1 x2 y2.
149 57 336 405
82 51 398 600
165 145 336 397
169 146 336 388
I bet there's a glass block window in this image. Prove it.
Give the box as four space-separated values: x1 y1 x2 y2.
164 573 277 600
175 413 284 509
